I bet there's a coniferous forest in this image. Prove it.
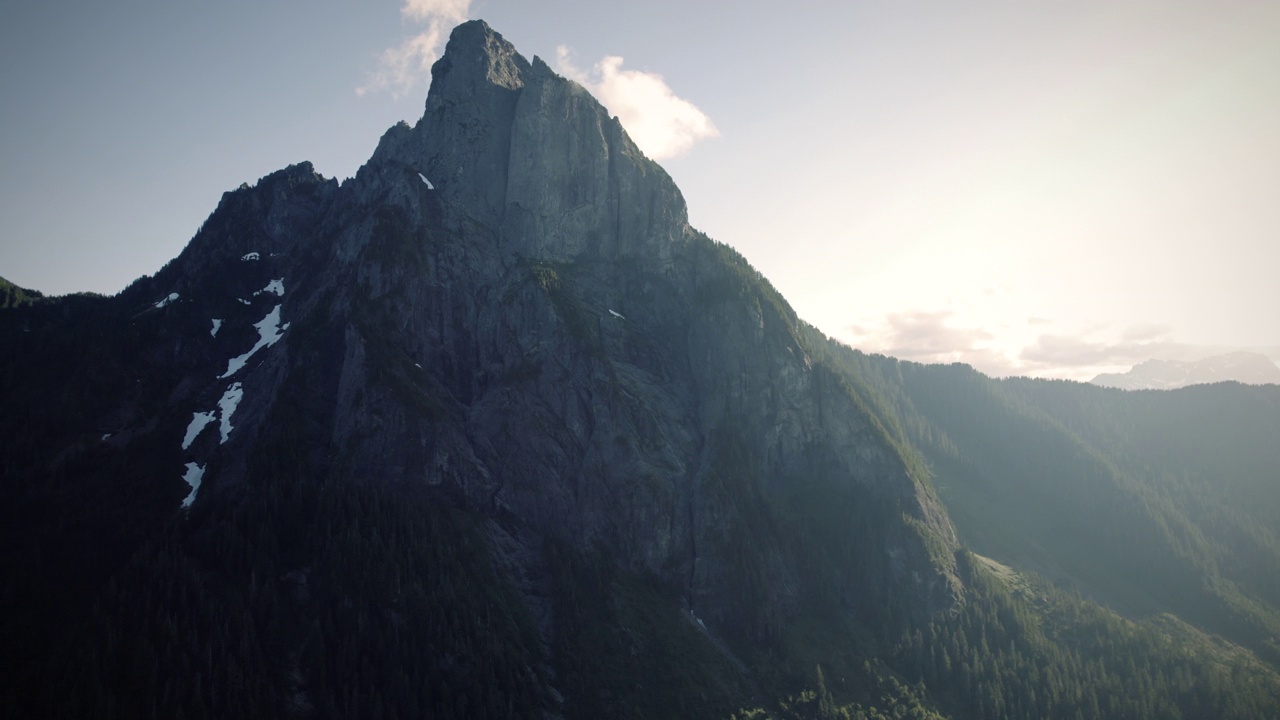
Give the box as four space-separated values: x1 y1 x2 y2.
5 277 1280 719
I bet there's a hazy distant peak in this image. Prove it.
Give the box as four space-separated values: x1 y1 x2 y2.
1091 351 1280 390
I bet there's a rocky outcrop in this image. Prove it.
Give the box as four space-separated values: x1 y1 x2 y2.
502 56 690 261
366 21 692 263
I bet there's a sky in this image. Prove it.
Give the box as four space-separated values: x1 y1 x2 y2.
2 1 1277 381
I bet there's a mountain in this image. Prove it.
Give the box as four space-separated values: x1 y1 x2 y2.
3 20 1279 720
1091 351 1280 390
822 349 1280 660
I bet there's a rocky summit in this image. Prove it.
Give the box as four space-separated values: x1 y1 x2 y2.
5 19 1280 720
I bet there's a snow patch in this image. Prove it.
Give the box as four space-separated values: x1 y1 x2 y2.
254 278 285 297
183 410 217 450
181 462 205 508
241 252 260 261
101 433 112 441
211 318 223 337
608 308 625 320
238 298 251 305
418 173 434 189
218 382 244 443
220 305 289 378
154 293 179 309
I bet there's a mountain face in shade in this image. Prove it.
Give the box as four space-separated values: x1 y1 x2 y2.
5 20 1280 720
0 20 959 717
1091 351 1280 390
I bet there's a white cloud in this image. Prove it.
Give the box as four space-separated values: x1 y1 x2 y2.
556 46 719 161
401 0 469 22
846 310 1021 376
1018 329 1204 373
843 312 1216 381
357 0 471 99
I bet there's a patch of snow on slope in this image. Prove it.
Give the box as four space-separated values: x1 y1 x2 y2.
418 173 434 189
254 278 285 297
183 411 217 450
181 462 205 508
238 298 251 305
154 293 179 309
211 319 223 337
220 305 290 378
608 308 625 320
218 382 244 443
242 252 260 261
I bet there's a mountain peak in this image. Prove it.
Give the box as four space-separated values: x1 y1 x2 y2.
362 19 692 262
430 19 529 94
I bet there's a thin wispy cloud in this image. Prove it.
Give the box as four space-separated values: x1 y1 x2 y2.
847 310 1021 377
851 310 994 362
555 46 719 161
357 0 471 99
844 312 1242 381
1119 323 1172 342
1019 329 1199 370
401 0 469 22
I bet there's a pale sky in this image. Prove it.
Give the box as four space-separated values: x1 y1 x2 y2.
2 1 1277 380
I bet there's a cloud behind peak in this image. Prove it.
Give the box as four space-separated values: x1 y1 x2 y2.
556 46 719 161
358 0 472 99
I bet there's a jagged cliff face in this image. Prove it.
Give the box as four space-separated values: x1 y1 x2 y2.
372 21 691 262
1 20 959 717
343 21 959 627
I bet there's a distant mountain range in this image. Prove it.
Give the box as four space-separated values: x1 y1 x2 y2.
1091 351 1280 390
